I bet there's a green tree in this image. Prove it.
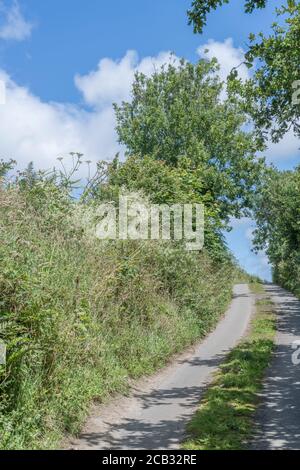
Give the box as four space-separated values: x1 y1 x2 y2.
114 59 264 222
230 1 300 144
253 167 300 293
188 0 300 145
96 154 228 258
188 0 267 34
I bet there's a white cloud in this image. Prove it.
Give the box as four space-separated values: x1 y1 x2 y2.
0 37 297 179
0 1 33 41
0 72 118 176
0 50 177 175
197 38 249 84
75 50 178 108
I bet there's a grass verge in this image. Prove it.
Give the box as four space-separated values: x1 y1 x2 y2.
183 284 276 450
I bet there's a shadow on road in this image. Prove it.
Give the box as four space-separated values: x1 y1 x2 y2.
79 353 225 450
69 284 254 450
250 285 300 450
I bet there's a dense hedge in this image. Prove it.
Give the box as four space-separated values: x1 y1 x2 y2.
0 179 236 449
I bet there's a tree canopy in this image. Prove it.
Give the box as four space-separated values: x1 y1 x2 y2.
187 0 300 290
188 0 267 34
114 59 264 223
188 0 300 145
253 166 300 292
229 1 300 144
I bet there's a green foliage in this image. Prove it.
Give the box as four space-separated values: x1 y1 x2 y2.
95 154 233 260
0 39 265 450
187 0 267 34
188 0 300 144
183 295 276 450
114 59 264 222
187 0 300 294
253 167 300 296
0 172 236 449
229 1 300 144
0 159 16 179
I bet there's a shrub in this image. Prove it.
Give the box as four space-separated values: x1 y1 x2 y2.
0 180 236 449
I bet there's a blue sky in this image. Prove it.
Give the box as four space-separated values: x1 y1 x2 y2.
0 0 299 280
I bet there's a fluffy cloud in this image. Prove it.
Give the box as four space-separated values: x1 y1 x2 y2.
197 38 249 83
75 50 178 108
0 1 33 41
0 39 297 178
0 50 176 174
0 71 117 174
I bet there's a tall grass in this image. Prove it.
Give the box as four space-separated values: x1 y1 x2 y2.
0 181 236 449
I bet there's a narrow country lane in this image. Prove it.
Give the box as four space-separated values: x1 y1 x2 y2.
69 284 254 450
250 285 300 450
